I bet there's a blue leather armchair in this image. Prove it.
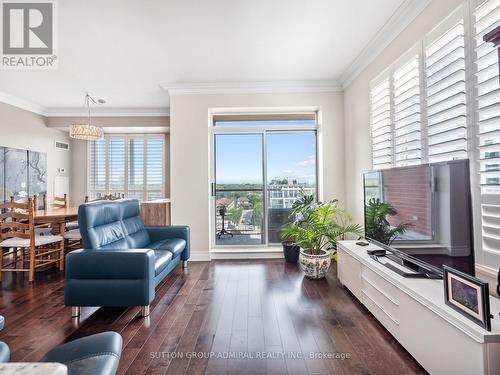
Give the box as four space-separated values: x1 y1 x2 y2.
0 315 123 375
64 199 190 317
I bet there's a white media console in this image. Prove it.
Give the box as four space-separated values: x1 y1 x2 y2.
337 241 500 375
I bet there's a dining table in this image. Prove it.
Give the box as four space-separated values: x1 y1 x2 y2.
33 206 79 270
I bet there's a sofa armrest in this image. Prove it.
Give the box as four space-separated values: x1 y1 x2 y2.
146 226 190 260
66 248 155 279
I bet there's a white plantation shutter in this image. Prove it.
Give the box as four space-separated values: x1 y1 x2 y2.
88 139 106 199
370 78 393 169
88 135 165 201
393 55 422 166
474 0 500 267
128 138 145 201
109 138 126 192
146 138 164 200
424 13 468 163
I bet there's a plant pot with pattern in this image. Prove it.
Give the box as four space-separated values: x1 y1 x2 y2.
281 191 363 279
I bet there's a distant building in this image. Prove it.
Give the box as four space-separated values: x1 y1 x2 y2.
268 178 315 208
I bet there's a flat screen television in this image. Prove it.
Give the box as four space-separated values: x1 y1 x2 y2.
363 159 474 276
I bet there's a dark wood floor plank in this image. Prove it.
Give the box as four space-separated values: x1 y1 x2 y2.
0 260 427 375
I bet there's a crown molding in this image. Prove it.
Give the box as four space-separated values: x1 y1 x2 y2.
0 91 47 116
161 80 342 95
47 107 170 117
339 0 432 89
0 93 170 117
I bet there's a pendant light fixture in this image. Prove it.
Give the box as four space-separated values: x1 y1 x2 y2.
69 93 105 140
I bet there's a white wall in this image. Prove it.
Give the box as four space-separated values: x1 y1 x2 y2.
342 0 500 291
169 92 345 260
0 102 70 198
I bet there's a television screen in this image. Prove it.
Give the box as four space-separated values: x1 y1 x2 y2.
363 159 474 275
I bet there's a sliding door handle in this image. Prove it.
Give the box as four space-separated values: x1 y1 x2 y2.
211 183 216 197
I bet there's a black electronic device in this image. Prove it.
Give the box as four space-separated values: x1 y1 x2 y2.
356 241 369 246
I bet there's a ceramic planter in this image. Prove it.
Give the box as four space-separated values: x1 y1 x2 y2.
299 248 331 279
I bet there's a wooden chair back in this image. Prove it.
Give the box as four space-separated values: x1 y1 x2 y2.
85 193 124 203
0 199 34 242
42 194 67 210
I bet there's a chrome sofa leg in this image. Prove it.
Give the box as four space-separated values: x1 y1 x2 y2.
182 260 188 269
71 307 81 317
141 305 150 317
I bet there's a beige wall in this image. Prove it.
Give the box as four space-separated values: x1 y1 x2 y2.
343 0 463 226
169 92 345 259
0 102 70 199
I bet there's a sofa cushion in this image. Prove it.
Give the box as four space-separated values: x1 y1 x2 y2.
121 200 151 248
149 238 186 258
154 250 173 276
78 201 127 250
41 331 122 375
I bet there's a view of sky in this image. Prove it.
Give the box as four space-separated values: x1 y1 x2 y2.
215 131 316 185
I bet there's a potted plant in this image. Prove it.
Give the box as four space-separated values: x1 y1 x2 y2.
281 193 363 279
280 192 314 263
365 198 412 245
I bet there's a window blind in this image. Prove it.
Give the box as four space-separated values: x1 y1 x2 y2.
109 138 125 192
146 138 164 200
88 135 165 201
424 16 468 163
370 78 392 169
128 138 145 201
474 0 500 266
393 55 422 166
88 139 106 197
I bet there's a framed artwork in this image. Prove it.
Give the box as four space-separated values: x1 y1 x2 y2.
443 265 491 331
0 147 47 207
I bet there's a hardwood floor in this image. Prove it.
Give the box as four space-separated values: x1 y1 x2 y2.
0 260 426 375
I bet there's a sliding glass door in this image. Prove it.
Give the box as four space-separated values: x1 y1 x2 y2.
266 131 317 243
214 134 264 245
213 128 317 247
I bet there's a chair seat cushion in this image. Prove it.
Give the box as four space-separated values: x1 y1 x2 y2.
0 235 63 248
66 221 79 231
64 229 82 240
0 342 9 363
41 331 122 375
153 250 173 276
149 238 186 258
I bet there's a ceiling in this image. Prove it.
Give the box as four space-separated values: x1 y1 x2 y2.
0 0 422 115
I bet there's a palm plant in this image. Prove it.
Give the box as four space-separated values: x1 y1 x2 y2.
281 192 363 256
364 198 412 245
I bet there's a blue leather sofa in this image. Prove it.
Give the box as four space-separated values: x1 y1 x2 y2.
64 199 190 317
0 315 122 375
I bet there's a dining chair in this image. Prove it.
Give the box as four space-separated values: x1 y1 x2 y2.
42 193 67 210
0 198 64 282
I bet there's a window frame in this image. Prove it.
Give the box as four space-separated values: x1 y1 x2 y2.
87 133 166 201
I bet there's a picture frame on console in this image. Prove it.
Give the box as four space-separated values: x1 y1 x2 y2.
443 265 492 331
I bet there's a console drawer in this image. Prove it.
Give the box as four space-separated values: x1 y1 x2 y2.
337 248 362 301
361 267 402 337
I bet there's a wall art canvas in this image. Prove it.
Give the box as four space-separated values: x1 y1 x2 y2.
1 147 47 208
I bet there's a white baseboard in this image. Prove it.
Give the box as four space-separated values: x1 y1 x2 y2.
210 248 284 260
188 248 286 260
188 251 211 262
